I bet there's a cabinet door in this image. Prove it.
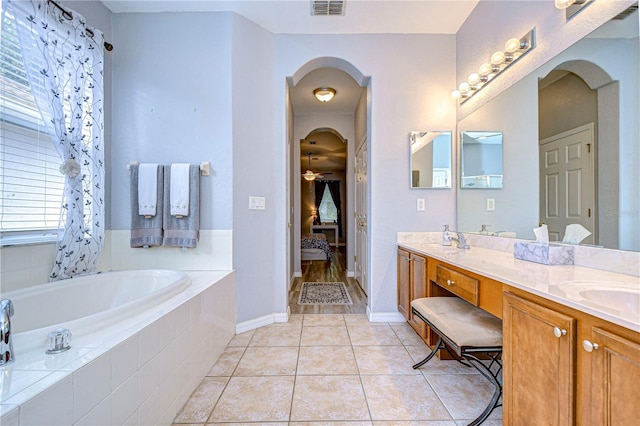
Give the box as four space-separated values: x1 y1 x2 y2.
503 292 576 425
581 327 640 425
408 253 427 335
397 248 411 319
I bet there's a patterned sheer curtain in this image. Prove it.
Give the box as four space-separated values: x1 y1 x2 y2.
7 0 105 280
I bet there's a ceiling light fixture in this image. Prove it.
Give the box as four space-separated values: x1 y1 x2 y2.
314 87 336 102
452 28 536 103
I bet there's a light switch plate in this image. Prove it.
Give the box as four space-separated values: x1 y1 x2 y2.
249 196 265 210
487 198 495 211
416 198 426 211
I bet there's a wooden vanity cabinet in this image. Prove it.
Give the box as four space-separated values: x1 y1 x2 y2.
503 289 640 425
397 248 411 318
579 322 640 424
396 248 428 340
503 292 577 425
407 252 427 336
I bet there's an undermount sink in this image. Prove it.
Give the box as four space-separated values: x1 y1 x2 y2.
553 281 640 316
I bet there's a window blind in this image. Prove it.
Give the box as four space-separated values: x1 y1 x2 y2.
0 8 64 236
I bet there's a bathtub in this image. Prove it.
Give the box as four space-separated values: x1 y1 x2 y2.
0 269 236 425
9 270 191 351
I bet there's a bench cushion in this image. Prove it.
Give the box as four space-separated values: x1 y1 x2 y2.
411 297 502 348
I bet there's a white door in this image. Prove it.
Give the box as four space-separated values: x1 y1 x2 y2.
355 140 368 295
539 124 595 244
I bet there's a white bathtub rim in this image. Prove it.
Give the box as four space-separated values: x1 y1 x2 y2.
0 270 234 409
8 270 192 353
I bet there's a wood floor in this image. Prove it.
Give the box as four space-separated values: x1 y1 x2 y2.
289 247 368 314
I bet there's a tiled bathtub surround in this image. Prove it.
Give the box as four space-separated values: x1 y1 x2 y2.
173 314 502 425
398 232 640 276
0 271 235 426
0 230 233 294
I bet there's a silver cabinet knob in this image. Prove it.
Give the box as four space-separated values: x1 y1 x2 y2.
582 340 600 352
446 279 454 286
553 326 567 338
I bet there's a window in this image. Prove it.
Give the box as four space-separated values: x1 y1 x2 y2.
318 186 338 223
0 9 63 243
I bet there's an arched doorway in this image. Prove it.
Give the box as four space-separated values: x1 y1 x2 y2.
286 57 371 313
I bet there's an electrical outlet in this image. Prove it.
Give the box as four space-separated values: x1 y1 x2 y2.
249 196 265 210
487 198 495 211
416 198 426 211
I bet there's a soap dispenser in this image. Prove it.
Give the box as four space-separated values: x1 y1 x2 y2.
442 225 452 246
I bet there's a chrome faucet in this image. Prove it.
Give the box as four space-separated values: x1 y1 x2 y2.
451 232 470 250
1 299 14 365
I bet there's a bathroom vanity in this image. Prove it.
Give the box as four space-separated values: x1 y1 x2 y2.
397 240 640 425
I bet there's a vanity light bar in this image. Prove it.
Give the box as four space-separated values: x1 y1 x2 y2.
452 28 536 103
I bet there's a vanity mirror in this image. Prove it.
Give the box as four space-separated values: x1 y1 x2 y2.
456 9 639 252
410 131 452 189
460 131 503 189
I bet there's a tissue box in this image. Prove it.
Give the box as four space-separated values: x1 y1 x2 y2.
513 241 574 265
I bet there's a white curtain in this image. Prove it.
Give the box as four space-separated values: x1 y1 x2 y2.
7 0 105 280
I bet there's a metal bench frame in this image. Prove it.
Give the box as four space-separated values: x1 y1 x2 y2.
411 306 503 426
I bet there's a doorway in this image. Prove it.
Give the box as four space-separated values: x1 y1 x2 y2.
286 58 371 314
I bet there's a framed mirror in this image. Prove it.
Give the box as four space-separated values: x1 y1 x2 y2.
409 131 452 189
460 131 503 189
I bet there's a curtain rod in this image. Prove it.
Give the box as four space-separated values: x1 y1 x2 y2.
48 0 113 51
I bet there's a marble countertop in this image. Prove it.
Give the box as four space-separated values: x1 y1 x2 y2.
398 242 640 332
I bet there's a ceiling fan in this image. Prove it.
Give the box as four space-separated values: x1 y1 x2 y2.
301 151 332 181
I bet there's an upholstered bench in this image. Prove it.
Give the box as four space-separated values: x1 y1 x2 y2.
411 297 503 426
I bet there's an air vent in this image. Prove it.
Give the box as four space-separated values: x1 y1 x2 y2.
311 1 345 16
612 3 638 19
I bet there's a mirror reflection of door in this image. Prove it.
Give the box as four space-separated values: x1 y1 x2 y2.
539 124 595 244
539 70 600 244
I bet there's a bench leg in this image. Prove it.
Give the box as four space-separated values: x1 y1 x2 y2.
412 336 472 370
462 352 503 426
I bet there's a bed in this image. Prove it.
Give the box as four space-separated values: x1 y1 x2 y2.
301 233 332 261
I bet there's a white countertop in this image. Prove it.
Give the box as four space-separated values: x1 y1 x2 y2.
398 242 640 332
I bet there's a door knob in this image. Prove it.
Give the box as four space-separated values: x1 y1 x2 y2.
582 340 600 352
553 326 567 338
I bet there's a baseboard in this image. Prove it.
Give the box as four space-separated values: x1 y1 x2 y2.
294 272 302 277
235 310 291 334
346 270 355 277
366 306 406 323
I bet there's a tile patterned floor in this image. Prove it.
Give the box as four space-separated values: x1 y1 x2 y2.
172 314 502 425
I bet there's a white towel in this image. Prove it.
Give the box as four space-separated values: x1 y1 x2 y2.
170 163 190 216
138 163 159 216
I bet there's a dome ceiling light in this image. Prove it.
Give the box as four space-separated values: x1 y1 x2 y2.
314 87 336 103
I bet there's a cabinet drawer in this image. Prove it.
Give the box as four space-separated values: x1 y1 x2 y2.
435 265 479 305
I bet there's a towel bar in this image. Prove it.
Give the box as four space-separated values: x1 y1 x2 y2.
127 161 211 176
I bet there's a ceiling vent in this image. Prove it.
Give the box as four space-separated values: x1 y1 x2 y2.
311 1 345 16
612 3 638 19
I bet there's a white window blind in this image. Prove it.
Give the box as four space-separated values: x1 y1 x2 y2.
0 8 64 238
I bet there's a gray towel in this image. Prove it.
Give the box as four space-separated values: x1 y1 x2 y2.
162 165 200 248
130 165 164 247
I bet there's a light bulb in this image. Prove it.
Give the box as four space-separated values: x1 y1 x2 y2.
479 63 492 77
451 90 462 99
491 51 505 65
555 0 575 9
505 38 521 53
468 73 481 85
459 82 471 93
